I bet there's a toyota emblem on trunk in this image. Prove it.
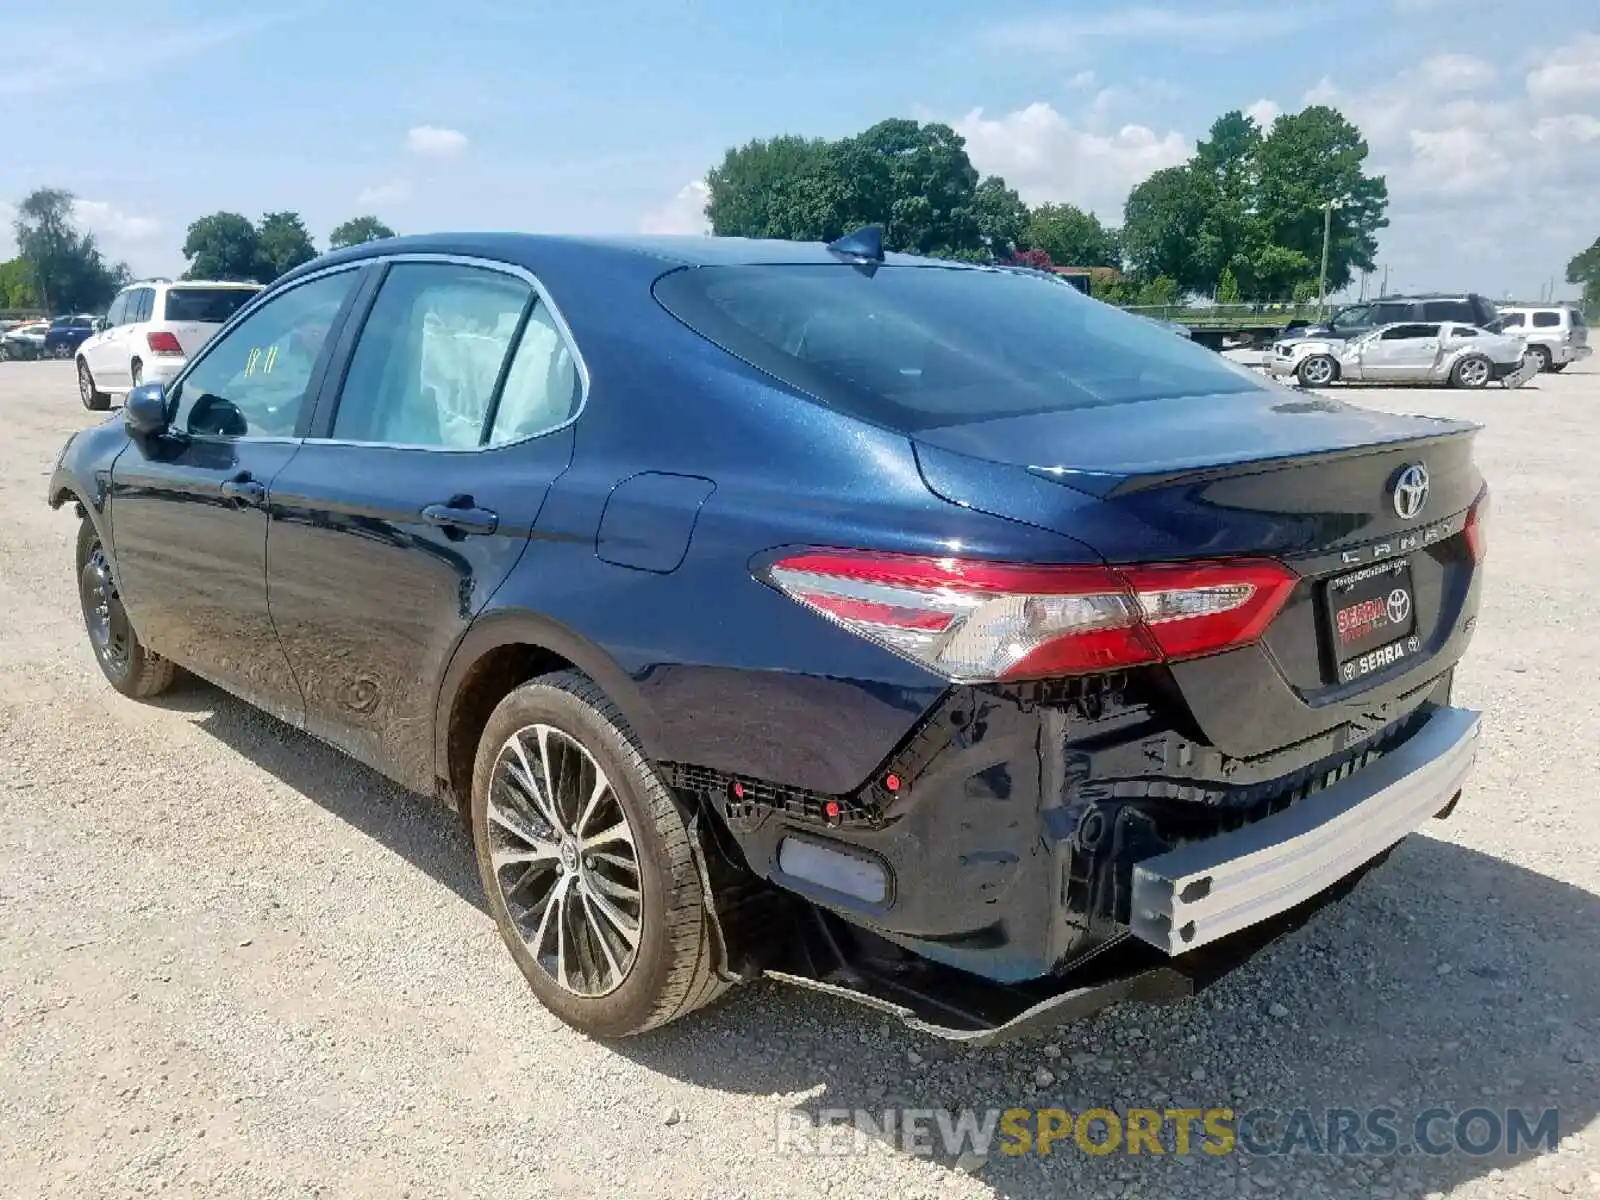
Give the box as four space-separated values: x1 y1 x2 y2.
1392 464 1429 519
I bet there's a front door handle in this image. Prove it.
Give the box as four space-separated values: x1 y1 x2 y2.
420 498 498 536
220 474 267 507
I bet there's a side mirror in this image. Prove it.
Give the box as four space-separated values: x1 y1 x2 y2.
124 382 171 438
92 317 107 333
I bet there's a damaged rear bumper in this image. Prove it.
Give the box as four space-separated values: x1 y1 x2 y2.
1128 704 1479 955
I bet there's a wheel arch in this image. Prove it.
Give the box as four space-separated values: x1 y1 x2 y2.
433 609 663 813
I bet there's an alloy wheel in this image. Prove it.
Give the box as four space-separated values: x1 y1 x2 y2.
78 362 94 406
83 546 131 676
1458 358 1490 387
1299 355 1334 386
485 723 643 998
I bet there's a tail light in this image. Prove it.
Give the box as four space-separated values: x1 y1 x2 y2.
760 550 1298 683
1464 487 1489 564
145 330 184 356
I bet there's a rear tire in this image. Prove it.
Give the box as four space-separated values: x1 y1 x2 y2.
1296 354 1338 387
470 670 729 1037
1549 361 1570 373
1450 354 1492 389
78 359 109 411
1528 345 1552 373
76 520 176 698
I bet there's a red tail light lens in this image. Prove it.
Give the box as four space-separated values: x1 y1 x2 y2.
1464 487 1489 563
760 550 1298 683
145 330 184 356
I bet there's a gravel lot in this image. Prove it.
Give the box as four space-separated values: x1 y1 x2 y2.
2 358 1597 1200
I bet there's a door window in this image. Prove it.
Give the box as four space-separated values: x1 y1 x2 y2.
129 288 154 323
488 302 582 446
1532 311 1562 328
105 291 130 327
172 269 360 439
1422 300 1475 322
1379 324 1441 341
330 262 545 449
1499 312 1526 328
1373 302 1414 323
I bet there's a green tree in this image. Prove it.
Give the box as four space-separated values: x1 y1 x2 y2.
0 258 39 308
1120 166 1217 292
255 212 317 282
1254 106 1388 294
182 212 260 281
1021 202 1120 268
973 175 1029 261
11 187 127 313
1216 265 1241 303
705 134 838 240
329 215 396 249
1191 110 1265 289
1567 235 1600 313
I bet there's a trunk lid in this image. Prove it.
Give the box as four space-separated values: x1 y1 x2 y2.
910 389 1485 757
166 321 229 359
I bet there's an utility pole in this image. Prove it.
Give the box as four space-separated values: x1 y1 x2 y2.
1317 198 1345 314
1380 264 1389 297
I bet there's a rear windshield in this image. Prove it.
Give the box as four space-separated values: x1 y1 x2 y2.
653 264 1263 430
1572 308 1587 329
163 287 258 324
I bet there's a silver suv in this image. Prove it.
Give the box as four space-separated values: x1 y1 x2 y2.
1496 305 1590 373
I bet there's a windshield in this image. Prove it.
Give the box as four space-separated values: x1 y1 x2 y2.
1330 304 1373 326
164 287 260 324
653 264 1264 431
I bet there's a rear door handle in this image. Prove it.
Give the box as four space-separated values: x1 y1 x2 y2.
220 474 267 506
420 499 498 536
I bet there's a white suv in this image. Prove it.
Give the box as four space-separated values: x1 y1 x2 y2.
1495 305 1591 373
76 278 263 410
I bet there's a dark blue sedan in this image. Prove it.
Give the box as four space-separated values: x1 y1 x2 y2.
48 229 1489 1042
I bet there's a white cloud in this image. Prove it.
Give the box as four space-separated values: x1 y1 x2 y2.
953 102 1189 219
1417 53 1496 92
405 125 469 157
984 6 1318 53
1526 33 1600 103
1245 98 1281 128
356 180 415 207
639 180 710 236
1067 70 1097 89
71 200 160 241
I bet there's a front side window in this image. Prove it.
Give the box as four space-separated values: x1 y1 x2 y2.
1422 300 1474 322
653 264 1262 430
173 269 359 439
105 291 130 327
1499 311 1526 328
1448 325 1478 338
1330 304 1372 327
1373 302 1415 324
331 262 534 448
1380 324 1441 341
1532 311 1562 328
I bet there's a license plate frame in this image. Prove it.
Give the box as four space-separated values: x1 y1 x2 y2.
1323 558 1420 683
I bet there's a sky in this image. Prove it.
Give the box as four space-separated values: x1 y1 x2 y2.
2 0 1597 302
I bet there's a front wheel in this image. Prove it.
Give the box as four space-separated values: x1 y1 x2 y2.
76 521 176 698
78 359 109 411
1450 354 1492 389
1296 354 1338 387
471 670 730 1037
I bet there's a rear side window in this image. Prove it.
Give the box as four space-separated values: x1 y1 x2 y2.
165 287 259 324
1380 324 1441 340
1532 311 1562 328
1422 300 1475 322
653 264 1261 430
130 288 154 323
1373 302 1414 323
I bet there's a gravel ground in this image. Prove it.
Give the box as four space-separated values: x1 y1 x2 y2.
2 358 1597 1200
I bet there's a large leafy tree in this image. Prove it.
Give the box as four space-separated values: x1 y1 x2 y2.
1120 166 1217 292
329 215 397 249
182 212 260 281
255 212 317 282
704 134 838 241
973 176 1029 261
1254 105 1387 294
11 187 129 313
1020 202 1120 268
0 258 39 308
1567 235 1600 313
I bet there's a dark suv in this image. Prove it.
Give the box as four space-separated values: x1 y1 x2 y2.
1298 293 1502 341
47 231 1489 1043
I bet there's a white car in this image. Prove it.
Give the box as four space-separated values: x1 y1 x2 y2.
1495 305 1591 373
76 279 263 410
1267 321 1535 390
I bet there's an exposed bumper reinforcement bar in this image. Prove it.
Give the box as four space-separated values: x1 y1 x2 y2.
1129 704 1480 956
